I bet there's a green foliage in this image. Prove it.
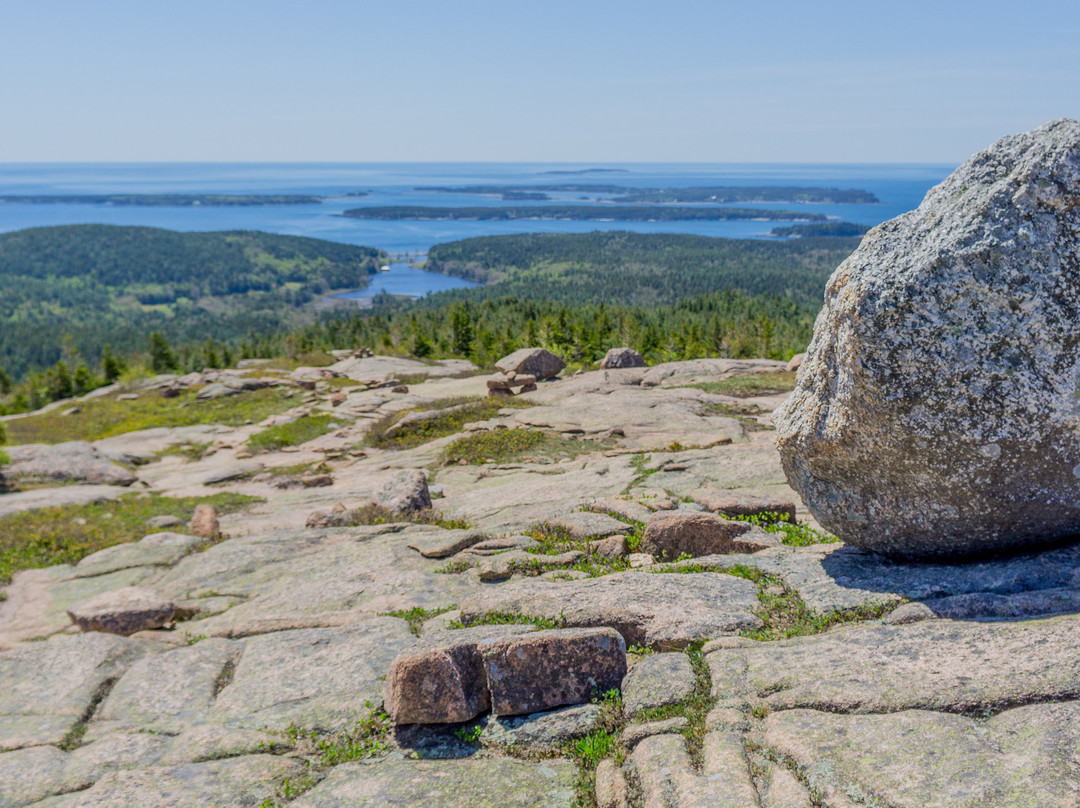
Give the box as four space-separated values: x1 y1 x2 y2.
453 724 484 744
5 387 298 445
247 413 340 453
0 493 259 583
365 397 531 451
380 605 457 636
149 332 179 373
444 428 605 465
770 221 872 238
0 224 384 382
689 370 797 397
449 611 562 630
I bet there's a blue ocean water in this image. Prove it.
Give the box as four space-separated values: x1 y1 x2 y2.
0 162 954 298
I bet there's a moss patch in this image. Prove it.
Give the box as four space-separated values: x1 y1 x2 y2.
366 396 532 452
0 492 260 583
247 413 343 453
6 387 298 445
689 370 796 398
444 428 608 466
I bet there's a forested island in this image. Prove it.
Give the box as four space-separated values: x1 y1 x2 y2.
0 194 324 206
769 222 871 238
416 184 879 204
342 205 827 222
0 225 384 380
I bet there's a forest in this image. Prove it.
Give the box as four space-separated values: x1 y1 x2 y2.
769 222 872 238
0 194 324 206
0 228 856 415
416 184 879 204
0 225 384 379
423 231 859 305
342 205 828 222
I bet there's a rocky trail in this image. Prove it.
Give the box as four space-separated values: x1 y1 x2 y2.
0 347 1077 807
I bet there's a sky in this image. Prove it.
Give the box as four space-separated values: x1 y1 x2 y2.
1 0 1077 163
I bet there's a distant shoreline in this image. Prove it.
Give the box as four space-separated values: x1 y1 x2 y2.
0 193 368 207
342 205 828 223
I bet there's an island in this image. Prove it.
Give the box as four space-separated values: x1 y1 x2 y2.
0 194 324 206
769 222 872 238
342 205 828 222
415 184 879 204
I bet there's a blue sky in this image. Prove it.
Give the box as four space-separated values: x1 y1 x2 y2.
1 0 1076 162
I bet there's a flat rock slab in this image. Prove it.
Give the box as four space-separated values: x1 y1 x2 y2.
405 528 487 558
590 497 653 525
460 571 762 649
622 652 696 718
481 627 626 716
2 442 137 487
71 533 200 579
481 703 601 748
0 484 130 520
67 587 177 635
641 512 776 559
708 612 1080 714
0 633 151 749
629 730 759 808
292 757 577 808
545 512 632 540
209 618 415 731
639 358 787 388
30 754 302 808
764 702 1080 808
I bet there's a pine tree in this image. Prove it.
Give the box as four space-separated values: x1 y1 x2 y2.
101 346 124 383
149 332 179 373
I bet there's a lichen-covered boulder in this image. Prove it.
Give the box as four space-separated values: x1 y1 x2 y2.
774 119 1080 558
600 348 646 369
495 348 565 380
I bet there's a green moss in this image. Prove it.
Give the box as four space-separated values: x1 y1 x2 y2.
444 428 607 465
0 492 260 583
247 413 342 453
366 396 532 452
688 370 797 398
380 605 457 636
448 611 562 631
5 387 298 445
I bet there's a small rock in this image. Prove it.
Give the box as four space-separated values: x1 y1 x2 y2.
628 553 654 568
546 512 633 541
600 348 647 369
235 451 253 459
487 374 514 391
495 348 566 381
589 535 630 559
883 601 937 625
640 512 776 560
477 550 583 582
480 627 627 716
384 626 536 725
375 469 432 514
517 382 538 394
406 529 488 559
116 393 139 401
621 652 696 718
61 407 82 416
481 703 601 749
146 515 184 529
329 391 347 407
300 474 333 488
391 385 409 393
160 386 181 399
786 352 806 372
189 504 219 538
67 587 177 635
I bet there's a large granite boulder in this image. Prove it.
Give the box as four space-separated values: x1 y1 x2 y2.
775 119 1080 558
495 348 565 380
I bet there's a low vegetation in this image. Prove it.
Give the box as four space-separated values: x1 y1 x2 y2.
691 370 797 398
365 397 532 451
5 387 298 445
380 605 458 636
444 428 607 465
247 413 343 453
0 492 259 583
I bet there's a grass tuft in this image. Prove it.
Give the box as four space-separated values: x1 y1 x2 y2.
366 396 533 452
444 428 608 466
247 413 342 453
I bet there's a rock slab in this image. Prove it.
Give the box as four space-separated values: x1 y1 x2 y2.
775 119 1080 558
640 512 775 559
67 587 177 635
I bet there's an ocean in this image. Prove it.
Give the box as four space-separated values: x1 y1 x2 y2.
0 162 954 299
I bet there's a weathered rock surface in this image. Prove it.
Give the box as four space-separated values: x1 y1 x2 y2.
600 348 647 369
189 504 219 537
764 702 1080 808
292 757 577 808
460 571 762 649
495 348 566 380
481 627 627 716
375 468 432 514
707 612 1080 714
1 442 137 487
775 118 1080 558
689 487 796 523
621 652 696 718
640 512 776 559
481 703 601 748
384 625 534 725
629 731 759 808
67 587 177 635
545 511 632 540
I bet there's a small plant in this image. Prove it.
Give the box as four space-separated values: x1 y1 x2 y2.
449 611 562 630
434 559 473 575
453 723 484 744
381 605 457 636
